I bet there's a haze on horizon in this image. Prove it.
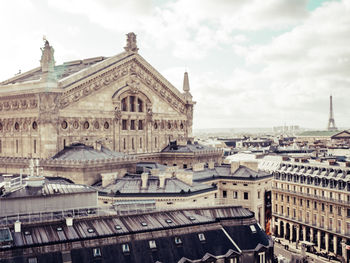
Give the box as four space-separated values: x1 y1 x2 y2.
0 0 348 130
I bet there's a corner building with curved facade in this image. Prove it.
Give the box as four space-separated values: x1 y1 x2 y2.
0 33 195 159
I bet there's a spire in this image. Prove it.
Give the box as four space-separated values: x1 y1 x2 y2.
327 95 337 131
124 32 139 53
40 39 55 73
183 71 192 100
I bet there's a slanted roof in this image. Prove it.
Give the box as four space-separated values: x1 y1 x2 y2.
297 130 338 137
331 130 350 139
51 144 126 161
99 175 216 197
192 165 271 182
0 57 107 86
161 143 217 153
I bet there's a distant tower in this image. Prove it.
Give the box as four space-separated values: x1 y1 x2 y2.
327 95 337 131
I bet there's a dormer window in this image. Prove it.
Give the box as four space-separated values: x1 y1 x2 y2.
149 240 157 249
198 233 206 241
87 228 94 233
122 243 130 253
174 237 182 245
93 248 101 257
165 219 173 224
141 222 148 227
115 225 122 230
56 227 63 231
250 225 257 233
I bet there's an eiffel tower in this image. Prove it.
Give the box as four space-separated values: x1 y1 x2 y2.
327 95 337 131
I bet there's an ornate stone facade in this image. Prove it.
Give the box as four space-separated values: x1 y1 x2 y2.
0 33 195 159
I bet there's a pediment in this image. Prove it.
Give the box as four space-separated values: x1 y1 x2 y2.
332 131 350 139
57 53 189 114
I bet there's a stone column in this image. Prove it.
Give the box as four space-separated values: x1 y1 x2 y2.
277 218 281 237
290 223 293 241
303 226 307 241
296 225 300 242
310 228 314 242
284 221 287 239
333 235 337 255
325 232 329 252
317 230 321 250
341 238 347 262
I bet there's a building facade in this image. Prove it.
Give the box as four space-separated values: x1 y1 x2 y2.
0 33 194 159
272 160 350 261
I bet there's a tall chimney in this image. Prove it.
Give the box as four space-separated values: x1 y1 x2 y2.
141 172 149 189
14 220 21 233
159 174 166 188
66 217 73 227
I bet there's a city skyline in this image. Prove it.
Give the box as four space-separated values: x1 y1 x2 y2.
0 0 348 129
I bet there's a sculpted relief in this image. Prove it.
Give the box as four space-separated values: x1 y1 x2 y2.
58 59 187 115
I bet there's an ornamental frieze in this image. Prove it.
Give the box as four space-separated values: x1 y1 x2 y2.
58 58 187 115
0 98 38 112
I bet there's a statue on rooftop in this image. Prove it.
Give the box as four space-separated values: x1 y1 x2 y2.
124 32 139 53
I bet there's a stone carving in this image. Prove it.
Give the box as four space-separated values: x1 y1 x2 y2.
58 59 186 115
39 93 58 112
127 75 140 94
124 32 139 53
114 102 122 120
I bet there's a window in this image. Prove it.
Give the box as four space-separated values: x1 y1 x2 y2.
122 120 127 130
139 137 142 148
132 138 135 150
233 191 238 199
165 219 173 224
33 140 36 154
84 121 89 129
149 240 157 249
307 200 310 208
287 207 290 216
293 197 296 205
188 216 196 221
56 227 63 231
122 243 130 253
287 196 289 203
138 120 143 130
0 140 1 153
244 192 249 200
321 203 325 211
130 120 135 130
93 248 101 257
223 190 227 198
300 199 303 206
155 137 157 148
87 228 94 233
250 225 257 233
258 191 260 199
28 258 37 263
123 138 126 150
122 98 127 111
174 237 182 244
258 252 265 263
329 218 333 230
130 96 135 112
198 233 206 241
338 220 342 232
138 99 143 112
314 202 317 209
339 207 342 216
16 140 18 153
330 205 333 214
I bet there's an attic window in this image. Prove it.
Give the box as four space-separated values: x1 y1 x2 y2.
122 243 130 253
198 233 206 241
87 228 95 233
250 225 257 233
56 227 63 231
174 237 182 245
93 248 101 257
149 240 157 249
165 219 173 224
141 222 148 227
115 225 122 230
28 258 37 263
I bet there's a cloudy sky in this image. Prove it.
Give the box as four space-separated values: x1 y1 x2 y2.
0 0 349 130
